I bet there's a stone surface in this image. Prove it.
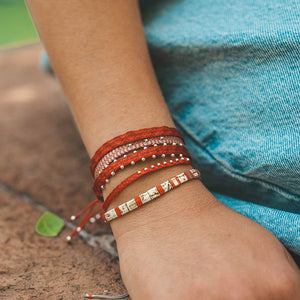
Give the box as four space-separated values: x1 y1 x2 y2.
0 44 129 299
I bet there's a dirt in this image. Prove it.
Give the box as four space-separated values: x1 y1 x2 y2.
0 44 129 299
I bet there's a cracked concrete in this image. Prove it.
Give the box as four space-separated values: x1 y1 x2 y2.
0 44 128 299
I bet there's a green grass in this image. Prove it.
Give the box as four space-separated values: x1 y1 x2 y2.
0 0 39 49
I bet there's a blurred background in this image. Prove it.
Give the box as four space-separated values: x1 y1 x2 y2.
0 0 39 50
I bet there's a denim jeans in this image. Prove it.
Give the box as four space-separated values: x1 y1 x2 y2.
139 0 300 260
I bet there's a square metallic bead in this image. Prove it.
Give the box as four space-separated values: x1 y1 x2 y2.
170 178 180 186
147 187 160 199
127 199 138 211
177 173 188 183
161 181 172 192
105 209 118 222
119 203 129 215
139 192 151 204
190 169 200 177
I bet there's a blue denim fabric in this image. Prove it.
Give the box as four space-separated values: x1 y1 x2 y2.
138 0 300 255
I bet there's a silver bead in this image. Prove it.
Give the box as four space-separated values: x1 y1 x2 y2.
154 144 157 147
171 153 175 157
120 165 124 169
151 165 155 169
123 154 127 158
113 159 117 162
187 158 190 161
175 158 179 162
111 171 115 176
144 139 148 142
66 236 71 241
170 160 173 163
76 227 81 232
179 143 183 146
131 161 135 165
106 179 109 183
163 161 167 165
141 157 146 161
179 153 183 157
152 155 156 159
157 163 161 166
101 185 104 189
128 143 132 147
181 157 185 160
70 215 76 221
143 146 147 150
172 142 176 145
133 150 137 153
138 171 141 174
160 136 164 140
144 167 148 171
161 154 166 158
163 143 167 146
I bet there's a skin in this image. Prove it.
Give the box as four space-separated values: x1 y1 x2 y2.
26 1 300 299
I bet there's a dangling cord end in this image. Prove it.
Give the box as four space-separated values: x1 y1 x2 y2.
85 292 129 299
66 199 104 243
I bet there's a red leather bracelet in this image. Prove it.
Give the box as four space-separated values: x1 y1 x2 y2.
90 126 184 175
102 156 191 211
93 144 191 198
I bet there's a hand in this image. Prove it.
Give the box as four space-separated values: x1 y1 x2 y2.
113 182 300 300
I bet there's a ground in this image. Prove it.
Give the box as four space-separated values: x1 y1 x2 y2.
0 44 129 299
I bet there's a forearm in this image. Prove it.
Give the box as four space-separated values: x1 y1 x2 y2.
26 0 174 156
26 0 218 237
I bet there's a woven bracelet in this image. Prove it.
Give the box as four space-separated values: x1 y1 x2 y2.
102 168 201 223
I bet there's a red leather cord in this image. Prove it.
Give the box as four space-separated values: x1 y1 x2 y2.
93 145 191 198
90 126 184 175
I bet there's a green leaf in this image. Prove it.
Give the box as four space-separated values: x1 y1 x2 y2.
35 212 64 237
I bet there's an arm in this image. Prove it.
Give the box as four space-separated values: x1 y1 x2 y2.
26 1 300 299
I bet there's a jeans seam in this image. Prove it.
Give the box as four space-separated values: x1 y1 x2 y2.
174 117 300 202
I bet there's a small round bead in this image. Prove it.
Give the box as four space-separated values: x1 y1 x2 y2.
144 139 148 142
113 159 117 162
66 236 71 241
170 160 173 163
163 143 167 146
133 150 137 153
76 227 81 232
151 165 155 169
187 158 190 161
95 214 101 219
123 154 127 158
106 179 109 183
144 167 148 171
172 142 177 145
120 165 124 169
171 153 175 157
154 144 158 147
181 157 185 160
143 146 147 150
141 157 146 161
128 143 132 147
111 171 115 176
179 143 183 146
179 153 183 157
90 217 96 223
138 171 142 174
152 155 156 159
157 163 161 166
163 161 167 165
70 215 76 221
160 136 164 140
101 185 104 189
161 154 166 158
175 158 179 162
131 161 135 165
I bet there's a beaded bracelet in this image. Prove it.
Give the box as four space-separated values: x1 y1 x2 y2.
90 126 184 174
93 145 191 196
102 168 201 223
94 136 183 178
